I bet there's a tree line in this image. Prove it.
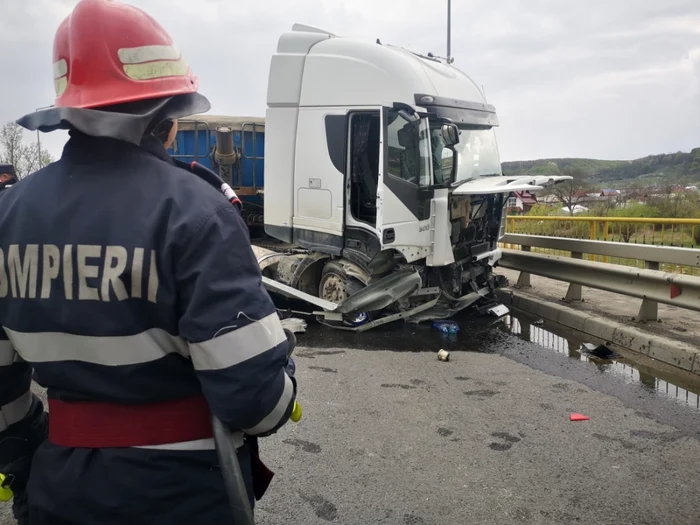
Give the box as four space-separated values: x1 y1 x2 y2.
0 121 54 179
503 148 700 182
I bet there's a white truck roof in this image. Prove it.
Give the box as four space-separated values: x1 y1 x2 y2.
268 24 487 110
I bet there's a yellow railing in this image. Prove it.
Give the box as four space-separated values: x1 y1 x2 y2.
502 216 700 276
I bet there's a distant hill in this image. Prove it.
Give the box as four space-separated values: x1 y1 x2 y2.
502 147 700 186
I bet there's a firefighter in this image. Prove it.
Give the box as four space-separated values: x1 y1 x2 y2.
0 164 17 192
0 1 296 524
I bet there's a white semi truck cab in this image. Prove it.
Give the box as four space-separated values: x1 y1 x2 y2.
177 24 569 329
264 23 505 266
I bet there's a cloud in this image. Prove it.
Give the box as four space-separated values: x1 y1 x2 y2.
1 0 698 163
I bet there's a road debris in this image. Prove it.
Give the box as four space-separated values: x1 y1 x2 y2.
570 413 590 422
437 349 450 362
281 317 308 333
433 321 459 334
580 342 617 360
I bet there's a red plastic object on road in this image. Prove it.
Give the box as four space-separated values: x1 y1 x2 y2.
570 413 590 421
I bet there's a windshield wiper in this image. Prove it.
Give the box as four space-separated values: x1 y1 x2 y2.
451 173 502 186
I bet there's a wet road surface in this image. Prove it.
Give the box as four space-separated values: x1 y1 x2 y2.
3 313 699 524
254 313 700 525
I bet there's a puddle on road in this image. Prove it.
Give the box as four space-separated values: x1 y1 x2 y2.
299 312 503 354
499 312 700 412
295 307 700 412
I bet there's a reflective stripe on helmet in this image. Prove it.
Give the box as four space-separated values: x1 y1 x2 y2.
117 44 181 64
53 59 68 97
118 44 190 81
123 59 190 81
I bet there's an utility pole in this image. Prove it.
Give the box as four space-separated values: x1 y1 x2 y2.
447 0 452 61
35 105 52 169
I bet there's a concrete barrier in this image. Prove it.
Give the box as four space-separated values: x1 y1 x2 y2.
497 288 700 377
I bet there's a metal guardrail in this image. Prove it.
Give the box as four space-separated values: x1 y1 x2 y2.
501 234 700 268
499 240 700 322
506 215 700 250
503 216 700 278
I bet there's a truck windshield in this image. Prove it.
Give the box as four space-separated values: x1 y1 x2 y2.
452 127 502 183
429 120 455 185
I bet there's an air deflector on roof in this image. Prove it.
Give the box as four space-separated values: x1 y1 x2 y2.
291 23 336 36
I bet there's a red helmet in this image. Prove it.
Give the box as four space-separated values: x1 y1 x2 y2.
52 0 199 109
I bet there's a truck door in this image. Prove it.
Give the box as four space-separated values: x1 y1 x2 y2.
376 107 435 262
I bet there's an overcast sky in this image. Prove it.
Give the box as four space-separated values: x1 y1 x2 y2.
1 0 699 162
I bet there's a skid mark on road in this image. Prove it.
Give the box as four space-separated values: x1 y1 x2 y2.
552 383 571 392
489 432 522 451
629 430 684 443
437 427 454 437
283 438 322 454
591 433 640 451
296 350 346 359
382 383 417 390
463 389 500 398
299 491 338 521
309 366 338 373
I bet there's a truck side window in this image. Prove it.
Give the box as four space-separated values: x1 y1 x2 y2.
386 110 431 186
349 112 381 225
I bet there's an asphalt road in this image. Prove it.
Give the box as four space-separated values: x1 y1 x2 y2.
3 317 700 525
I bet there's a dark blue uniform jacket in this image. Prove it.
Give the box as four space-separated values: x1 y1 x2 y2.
0 131 295 524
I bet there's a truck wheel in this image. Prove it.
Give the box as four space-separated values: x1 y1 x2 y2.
319 260 370 326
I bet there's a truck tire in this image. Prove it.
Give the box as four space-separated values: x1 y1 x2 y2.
319 260 370 326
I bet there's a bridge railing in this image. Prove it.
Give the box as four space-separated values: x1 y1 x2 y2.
498 216 700 322
502 216 700 276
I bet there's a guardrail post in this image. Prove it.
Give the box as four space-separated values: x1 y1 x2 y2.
515 245 532 288
563 252 583 302
636 261 660 322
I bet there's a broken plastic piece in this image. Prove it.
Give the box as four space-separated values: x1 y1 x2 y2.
280 317 308 333
486 304 510 318
569 413 590 422
433 321 459 334
437 349 450 362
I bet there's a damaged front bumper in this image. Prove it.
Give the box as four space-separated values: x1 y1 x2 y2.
262 267 509 332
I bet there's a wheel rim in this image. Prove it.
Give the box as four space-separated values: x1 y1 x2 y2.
319 272 350 304
319 271 370 326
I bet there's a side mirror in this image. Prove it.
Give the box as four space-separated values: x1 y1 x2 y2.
441 123 460 146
